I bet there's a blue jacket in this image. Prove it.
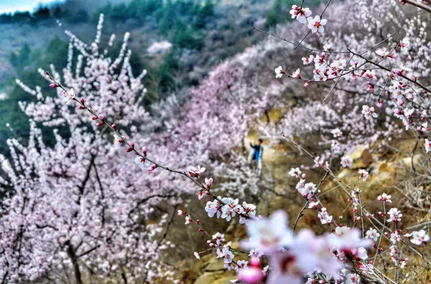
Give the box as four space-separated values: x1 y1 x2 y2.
251 144 263 161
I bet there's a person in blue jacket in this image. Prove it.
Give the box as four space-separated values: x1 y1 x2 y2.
250 138 264 173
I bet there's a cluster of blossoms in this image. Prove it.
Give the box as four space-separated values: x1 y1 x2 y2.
289 167 339 226
290 5 328 35
235 211 372 284
205 198 256 224
179 212 249 271
270 0 431 161
387 208 403 223
406 230 430 246
389 245 408 269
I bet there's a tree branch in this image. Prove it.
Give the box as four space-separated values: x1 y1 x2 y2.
401 0 431 14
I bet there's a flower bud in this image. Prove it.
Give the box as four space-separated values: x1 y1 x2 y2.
126 142 135 153
237 267 264 284
76 106 85 110
49 83 59 88
249 257 261 268
142 147 147 157
111 124 117 129
205 177 213 189
80 98 85 104
147 164 157 172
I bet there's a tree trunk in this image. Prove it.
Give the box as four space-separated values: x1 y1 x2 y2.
67 244 83 284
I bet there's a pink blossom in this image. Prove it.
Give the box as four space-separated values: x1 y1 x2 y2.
297 182 317 200
365 228 380 242
390 231 402 244
400 37 410 53
330 226 373 253
221 198 242 221
387 208 402 223
205 199 222 218
147 164 158 172
323 43 332 51
241 210 294 254
408 230 430 245
361 105 378 118
205 177 213 189
363 70 377 80
64 88 76 102
318 207 333 225
345 273 361 284
302 55 315 65
188 165 206 177
266 229 343 283
313 65 328 81
275 66 284 78
267 234 318 284
331 128 342 138
185 216 192 225
425 139 431 153
292 69 301 78
358 169 369 181
307 16 328 34
341 156 353 168
289 5 312 24
375 48 394 58
212 232 226 247
288 167 302 178
377 193 392 202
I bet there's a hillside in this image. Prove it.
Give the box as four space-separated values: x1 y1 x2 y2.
0 0 286 154
0 0 430 283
